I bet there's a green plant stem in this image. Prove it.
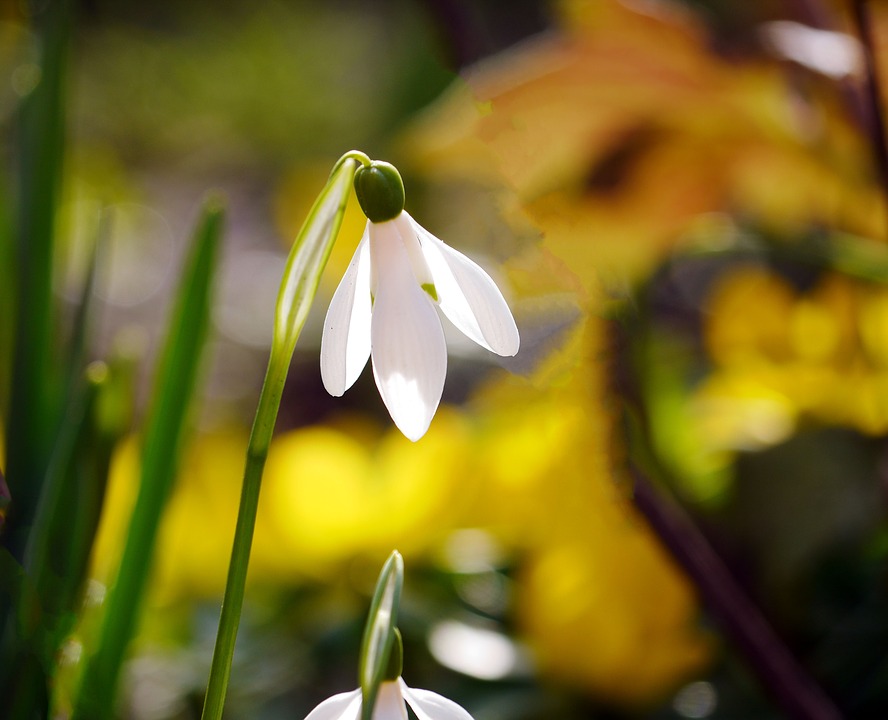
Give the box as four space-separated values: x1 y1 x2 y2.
200 352 286 720
200 153 356 720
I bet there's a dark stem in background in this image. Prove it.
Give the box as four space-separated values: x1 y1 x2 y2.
630 470 844 720
613 275 845 720
850 0 888 223
788 0 888 229
418 0 549 68
785 0 868 126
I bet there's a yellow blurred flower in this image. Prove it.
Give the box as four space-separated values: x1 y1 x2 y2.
520 537 710 706
91 413 477 597
90 436 140 586
472 314 712 703
90 431 247 602
258 410 474 577
700 268 888 441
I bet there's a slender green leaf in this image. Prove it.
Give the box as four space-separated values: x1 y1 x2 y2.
2 365 107 720
73 197 225 720
0 2 72 717
23 211 108 619
3 0 71 572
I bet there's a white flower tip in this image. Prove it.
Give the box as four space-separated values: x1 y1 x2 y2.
321 377 346 398
319 347 351 397
379 375 440 442
496 320 520 358
401 419 431 443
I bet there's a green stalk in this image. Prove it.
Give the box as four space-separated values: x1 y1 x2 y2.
199 350 285 720
200 155 359 720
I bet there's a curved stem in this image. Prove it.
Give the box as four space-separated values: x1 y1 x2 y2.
332 149 372 176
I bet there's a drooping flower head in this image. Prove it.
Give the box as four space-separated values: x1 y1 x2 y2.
320 157 519 441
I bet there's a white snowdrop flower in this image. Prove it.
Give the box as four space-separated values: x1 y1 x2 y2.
320 160 519 441
303 677 476 720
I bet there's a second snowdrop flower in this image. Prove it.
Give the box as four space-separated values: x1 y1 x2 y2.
304 678 477 720
320 158 520 441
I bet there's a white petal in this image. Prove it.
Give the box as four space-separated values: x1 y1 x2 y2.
369 221 447 442
393 213 435 289
320 227 372 395
373 681 409 720
303 689 362 720
400 679 477 720
402 213 519 357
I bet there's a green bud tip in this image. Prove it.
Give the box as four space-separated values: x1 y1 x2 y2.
354 161 405 223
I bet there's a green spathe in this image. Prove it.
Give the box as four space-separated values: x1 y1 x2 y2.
354 161 405 223
359 551 404 720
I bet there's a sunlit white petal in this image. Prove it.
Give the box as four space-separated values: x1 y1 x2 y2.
395 214 435 289
400 679 476 720
304 689 361 720
404 213 519 357
374 681 409 720
370 221 447 441
320 228 372 395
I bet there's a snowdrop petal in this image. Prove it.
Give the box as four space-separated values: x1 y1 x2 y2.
304 689 362 720
374 681 409 720
320 227 372 395
403 213 519 357
370 221 447 441
400 679 476 720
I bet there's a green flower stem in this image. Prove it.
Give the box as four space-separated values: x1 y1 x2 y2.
200 351 286 720
200 154 357 720
333 149 371 175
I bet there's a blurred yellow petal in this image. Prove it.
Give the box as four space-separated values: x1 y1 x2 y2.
471 315 712 700
89 437 140 584
259 411 472 577
519 535 711 706
859 288 888 366
705 267 796 367
152 429 247 601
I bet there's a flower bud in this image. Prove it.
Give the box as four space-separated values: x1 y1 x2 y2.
354 161 405 223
